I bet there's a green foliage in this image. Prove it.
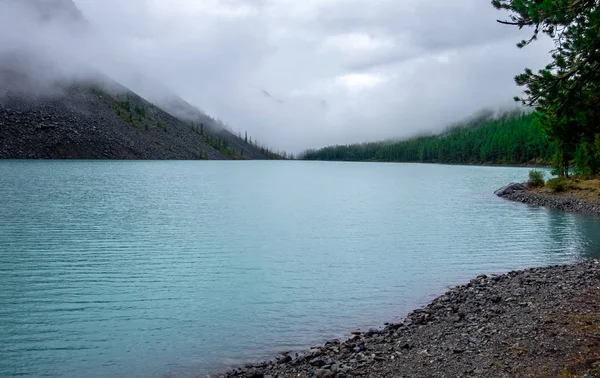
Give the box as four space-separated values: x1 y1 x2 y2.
493 0 600 176
134 105 146 118
528 169 546 187
574 134 600 179
203 134 236 156
546 177 575 192
302 112 555 164
118 99 131 111
115 106 134 124
551 148 564 176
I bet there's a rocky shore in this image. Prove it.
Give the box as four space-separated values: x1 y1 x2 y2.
495 183 600 217
216 261 600 378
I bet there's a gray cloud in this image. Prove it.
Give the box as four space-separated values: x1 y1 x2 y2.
1 0 553 153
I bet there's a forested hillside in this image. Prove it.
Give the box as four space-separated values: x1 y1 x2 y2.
491 0 600 177
306 0 600 174
301 111 555 165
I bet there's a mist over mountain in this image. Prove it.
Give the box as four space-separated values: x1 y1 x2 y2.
1 0 554 155
3 0 84 22
0 0 278 159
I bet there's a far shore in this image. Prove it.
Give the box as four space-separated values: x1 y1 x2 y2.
299 159 550 169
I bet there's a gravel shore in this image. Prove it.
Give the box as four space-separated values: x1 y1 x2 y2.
209 186 600 378
495 183 600 217
215 261 600 378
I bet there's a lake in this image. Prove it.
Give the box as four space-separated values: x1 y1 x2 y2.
1 161 599 378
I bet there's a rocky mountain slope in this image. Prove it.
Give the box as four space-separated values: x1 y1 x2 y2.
0 0 276 160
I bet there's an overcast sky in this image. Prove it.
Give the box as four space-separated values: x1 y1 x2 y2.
9 0 555 153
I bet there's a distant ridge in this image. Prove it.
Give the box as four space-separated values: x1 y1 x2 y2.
0 0 281 160
301 111 554 166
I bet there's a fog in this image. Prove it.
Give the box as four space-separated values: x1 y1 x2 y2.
0 0 553 153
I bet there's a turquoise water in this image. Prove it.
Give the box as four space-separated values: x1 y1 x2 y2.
1 161 599 378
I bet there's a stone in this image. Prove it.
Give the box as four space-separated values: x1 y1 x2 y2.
216 261 600 378
494 182 526 196
276 354 292 363
309 357 326 367
245 369 263 378
316 369 335 378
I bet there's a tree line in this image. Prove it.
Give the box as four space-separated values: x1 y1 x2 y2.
301 111 556 165
305 0 600 177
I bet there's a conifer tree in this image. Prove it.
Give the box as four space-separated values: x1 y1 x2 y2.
492 0 600 175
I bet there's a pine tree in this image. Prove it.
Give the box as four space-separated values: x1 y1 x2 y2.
492 0 600 175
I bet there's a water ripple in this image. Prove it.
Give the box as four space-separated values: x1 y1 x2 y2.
1 161 600 378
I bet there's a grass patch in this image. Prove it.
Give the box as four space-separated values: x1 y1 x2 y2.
547 177 575 192
536 177 600 200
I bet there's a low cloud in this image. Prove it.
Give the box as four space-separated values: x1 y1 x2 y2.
1 0 553 153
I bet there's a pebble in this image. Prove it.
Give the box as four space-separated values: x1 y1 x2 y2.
218 261 600 378
496 183 600 216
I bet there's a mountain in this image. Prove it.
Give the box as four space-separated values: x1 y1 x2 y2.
0 0 278 160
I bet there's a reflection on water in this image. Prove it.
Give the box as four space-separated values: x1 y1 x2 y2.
0 161 599 378
544 209 600 259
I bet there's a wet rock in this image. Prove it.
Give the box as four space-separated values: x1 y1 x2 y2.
276 353 292 363
494 183 526 196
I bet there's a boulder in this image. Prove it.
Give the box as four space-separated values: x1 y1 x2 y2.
494 183 526 196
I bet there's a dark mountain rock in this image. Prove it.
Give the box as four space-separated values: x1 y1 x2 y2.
0 0 275 160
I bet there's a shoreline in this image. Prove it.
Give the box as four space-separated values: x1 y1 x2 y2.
299 160 550 169
495 182 600 217
214 261 600 378
207 186 600 378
